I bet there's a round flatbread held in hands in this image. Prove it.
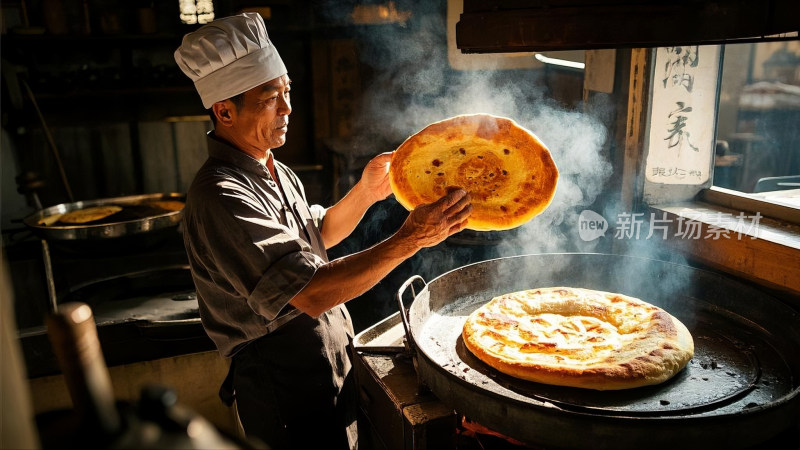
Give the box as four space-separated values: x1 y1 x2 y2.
389 114 558 231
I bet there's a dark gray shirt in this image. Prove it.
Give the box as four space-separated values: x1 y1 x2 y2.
182 133 347 357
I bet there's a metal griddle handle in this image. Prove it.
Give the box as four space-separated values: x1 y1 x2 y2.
396 275 427 356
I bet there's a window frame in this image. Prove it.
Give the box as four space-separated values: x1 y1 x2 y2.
619 48 800 297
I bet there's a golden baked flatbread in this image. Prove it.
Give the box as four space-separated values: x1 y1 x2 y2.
390 114 558 231
58 205 123 224
147 200 185 212
462 287 694 390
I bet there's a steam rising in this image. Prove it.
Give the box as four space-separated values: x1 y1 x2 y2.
330 3 613 257
322 3 625 330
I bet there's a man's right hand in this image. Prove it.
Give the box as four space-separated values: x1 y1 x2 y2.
291 189 472 318
397 189 473 250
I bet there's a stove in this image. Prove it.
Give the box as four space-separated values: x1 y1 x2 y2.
10 230 213 378
352 313 531 450
352 311 800 450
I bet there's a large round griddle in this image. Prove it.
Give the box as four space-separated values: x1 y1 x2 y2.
401 253 800 450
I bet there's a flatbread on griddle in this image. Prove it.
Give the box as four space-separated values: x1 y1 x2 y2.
389 114 558 231
147 200 185 212
58 205 123 224
462 287 695 390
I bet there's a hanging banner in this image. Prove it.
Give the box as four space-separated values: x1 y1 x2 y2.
645 45 721 185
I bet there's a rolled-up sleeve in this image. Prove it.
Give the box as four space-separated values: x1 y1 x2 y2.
249 250 323 319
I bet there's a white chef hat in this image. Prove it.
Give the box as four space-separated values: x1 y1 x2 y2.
174 12 287 109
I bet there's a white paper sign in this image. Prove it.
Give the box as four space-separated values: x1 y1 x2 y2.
645 45 720 185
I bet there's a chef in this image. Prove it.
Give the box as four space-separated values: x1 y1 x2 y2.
174 12 472 450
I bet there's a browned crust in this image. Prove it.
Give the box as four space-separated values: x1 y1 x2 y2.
58 205 123 224
462 287 695 390
389 114 559 231
148 200 185 212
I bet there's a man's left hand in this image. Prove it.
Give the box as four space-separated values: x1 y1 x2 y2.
360 152 393 203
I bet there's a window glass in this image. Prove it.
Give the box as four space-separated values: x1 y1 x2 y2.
713 41 800 199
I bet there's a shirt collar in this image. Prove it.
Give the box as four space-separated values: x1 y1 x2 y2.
206 131 271 178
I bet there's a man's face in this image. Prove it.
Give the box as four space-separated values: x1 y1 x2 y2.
230 74 292 152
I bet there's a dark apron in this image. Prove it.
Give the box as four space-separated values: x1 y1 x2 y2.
221 305 357 450
220 164 356 448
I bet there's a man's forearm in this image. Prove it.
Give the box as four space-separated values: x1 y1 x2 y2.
290 232 418 317
292 188 471 318
320 181 375 248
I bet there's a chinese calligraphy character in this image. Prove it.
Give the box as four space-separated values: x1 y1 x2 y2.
646 212 672 240
662 46 698 92
731 212 762 240
614 213 646 240
666 102 699 154
674 215 703 239
704 224 730 240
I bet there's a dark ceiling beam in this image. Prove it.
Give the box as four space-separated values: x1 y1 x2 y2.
457 0 800 53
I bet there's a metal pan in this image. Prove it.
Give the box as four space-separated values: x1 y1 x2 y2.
22 193 185 253
23 193 185 241
398 253 800 450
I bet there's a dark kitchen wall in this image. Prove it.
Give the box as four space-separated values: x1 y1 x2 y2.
2 0 594 332
1 0 585 223
0 0 323 219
